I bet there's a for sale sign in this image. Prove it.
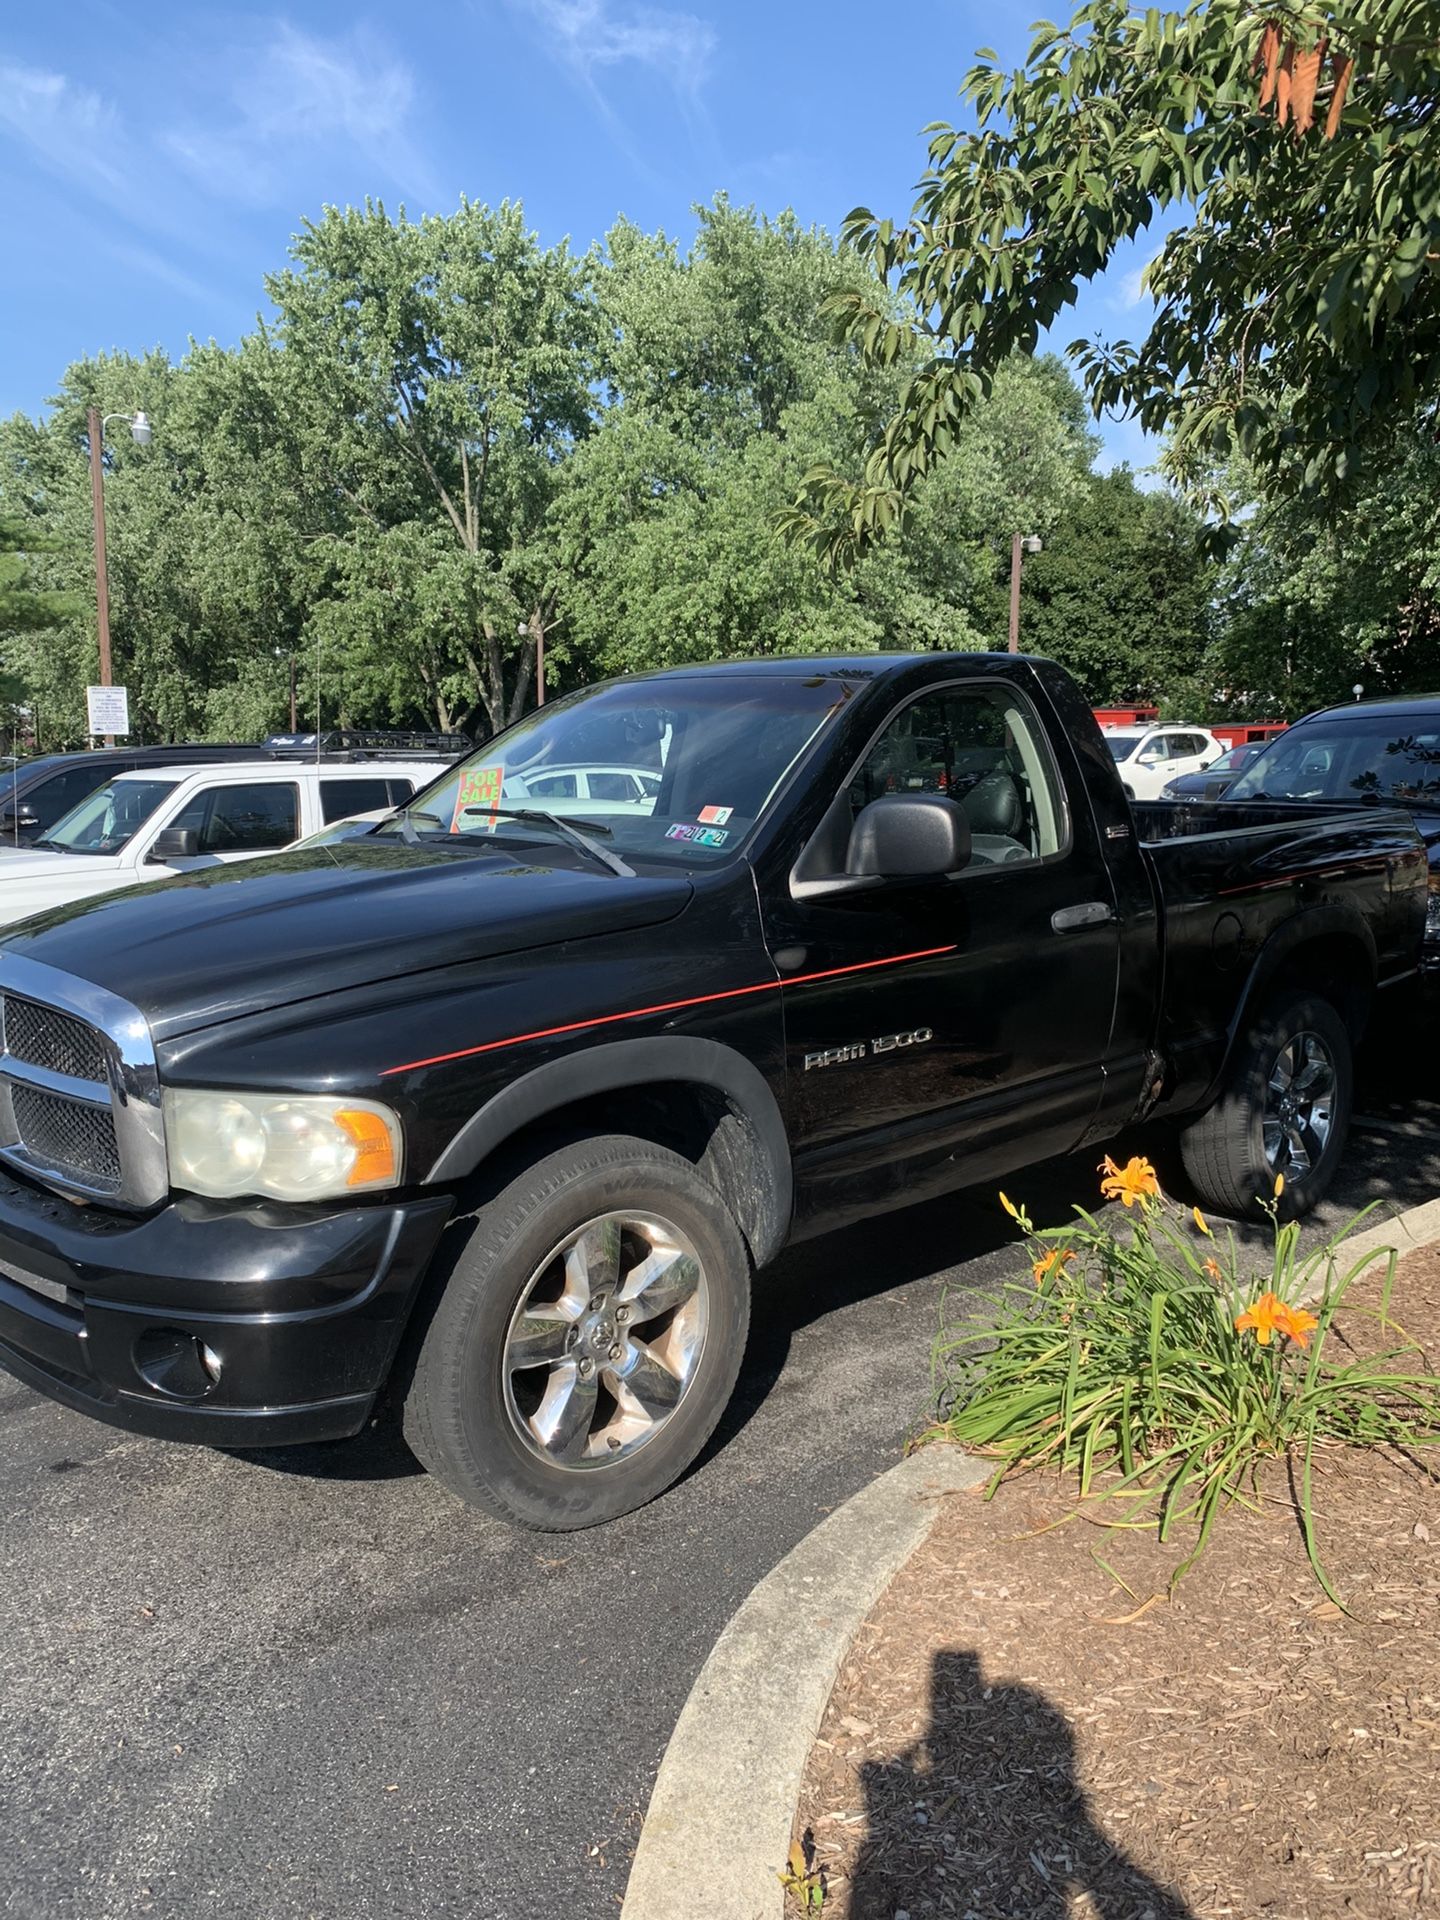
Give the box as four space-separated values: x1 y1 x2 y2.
450 764 503 832
86 685 130 736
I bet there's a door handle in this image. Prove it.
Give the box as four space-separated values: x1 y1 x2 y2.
1051 901 1116 933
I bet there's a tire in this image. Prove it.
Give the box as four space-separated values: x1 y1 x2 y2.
402 1135 751 1530
1179 989 1352 1222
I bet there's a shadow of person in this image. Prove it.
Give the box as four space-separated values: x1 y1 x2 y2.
846 1648 1196 1919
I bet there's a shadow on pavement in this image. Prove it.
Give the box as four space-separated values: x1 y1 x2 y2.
843 1648 1195 1919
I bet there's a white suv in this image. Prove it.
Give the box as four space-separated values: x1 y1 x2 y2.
0 760 442 930
1103 725 1225 801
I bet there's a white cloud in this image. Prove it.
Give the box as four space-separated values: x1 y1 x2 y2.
0 61 129 196
162 22 436 207
521 0 715 95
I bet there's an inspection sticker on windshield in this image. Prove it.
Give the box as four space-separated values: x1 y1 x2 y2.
698 805 733 825
451 765 503 832
667 823 729 847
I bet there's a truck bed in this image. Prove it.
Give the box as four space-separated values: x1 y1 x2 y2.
1130 798 1425 1115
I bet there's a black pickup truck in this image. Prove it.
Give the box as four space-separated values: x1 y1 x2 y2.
0 655 1426 1528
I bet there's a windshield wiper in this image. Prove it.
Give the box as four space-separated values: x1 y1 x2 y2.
463 806 635 878
389 806 447 847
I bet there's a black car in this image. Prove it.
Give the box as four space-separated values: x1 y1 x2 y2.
0 745 268 845
0 653 1426 1531
1160 740 1263 801
1221 695 1440 974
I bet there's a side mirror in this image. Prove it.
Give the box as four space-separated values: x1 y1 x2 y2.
847 793 972 882
148 827 200 864
2 808 39 832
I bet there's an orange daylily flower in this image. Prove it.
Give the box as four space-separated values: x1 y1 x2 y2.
1192 1206 1211 1236
1276 1301 1319 1350
1099 1154 1161 1208
1204 1257 1223 1282
1032 1248 1075 1287
1234 1291 1318 1349
1234 1291 1288 1345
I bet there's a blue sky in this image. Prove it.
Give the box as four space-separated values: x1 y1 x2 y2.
1 2 1166 466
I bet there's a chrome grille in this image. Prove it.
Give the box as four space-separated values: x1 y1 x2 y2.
10 1084 122 1188
0 954 167 1209
2 995 109 1082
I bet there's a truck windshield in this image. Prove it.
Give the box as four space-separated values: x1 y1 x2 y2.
40 780 180 855
382 674 853 865
1225 718 1440 810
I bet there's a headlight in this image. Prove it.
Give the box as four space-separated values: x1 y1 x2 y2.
163 1090 402 1200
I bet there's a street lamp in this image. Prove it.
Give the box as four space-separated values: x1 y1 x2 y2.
1352 682 1364 702
1008 531 1043 654
87 406 152 744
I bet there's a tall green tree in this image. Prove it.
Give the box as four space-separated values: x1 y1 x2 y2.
264 199 598 732
784 1 1440 562
1009 467 1213 700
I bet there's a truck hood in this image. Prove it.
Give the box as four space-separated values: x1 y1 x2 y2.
0 849 128 918
0 841 693 1041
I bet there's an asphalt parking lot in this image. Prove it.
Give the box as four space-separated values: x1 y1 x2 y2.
3 1022 1438 1920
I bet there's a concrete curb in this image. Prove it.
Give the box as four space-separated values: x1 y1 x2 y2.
622 1447 988 1920
1334 1195 1440 1269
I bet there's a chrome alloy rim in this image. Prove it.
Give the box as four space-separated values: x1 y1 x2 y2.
501 1212 708 1470
1262 1031 1337 1181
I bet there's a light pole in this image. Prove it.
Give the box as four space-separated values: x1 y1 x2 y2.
273 647 298 732
1008 532 1043 654
87 406 151 744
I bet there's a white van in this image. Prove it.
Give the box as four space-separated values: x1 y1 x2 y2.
0 760 442 930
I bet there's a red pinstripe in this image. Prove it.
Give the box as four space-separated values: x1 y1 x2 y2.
379 943 958 1077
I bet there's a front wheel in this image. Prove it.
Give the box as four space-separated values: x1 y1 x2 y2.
402 1135 751 1529
1179 990 1352 1221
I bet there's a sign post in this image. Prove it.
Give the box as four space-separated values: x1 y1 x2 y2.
86 685 130 744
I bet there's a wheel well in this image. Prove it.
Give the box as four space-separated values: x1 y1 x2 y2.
445 1079 787 1267
1263 932 1374 1038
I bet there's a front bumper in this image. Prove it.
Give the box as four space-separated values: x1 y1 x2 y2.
0 1163 454 1446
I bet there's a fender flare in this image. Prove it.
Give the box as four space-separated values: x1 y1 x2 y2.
1212 902 1377 1096
424 1035 793 1267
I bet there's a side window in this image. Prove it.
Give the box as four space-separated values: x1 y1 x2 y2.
588 771 639 802
172 782 300 853
849 685 1065 868
384 778 416 806
29 766 116 831
320 778 392 823
1136 736 1167 763
526 772 580 799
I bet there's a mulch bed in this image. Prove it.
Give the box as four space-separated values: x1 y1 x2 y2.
790 1244 1440 1920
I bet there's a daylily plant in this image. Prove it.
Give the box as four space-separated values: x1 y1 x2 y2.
932 1151 1440 1599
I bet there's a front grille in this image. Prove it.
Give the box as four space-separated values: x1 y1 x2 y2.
0 959 165 1209
10 1084 122 1189
2 995 109 1083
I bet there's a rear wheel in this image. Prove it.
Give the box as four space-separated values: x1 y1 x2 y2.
402 1135 751 1529
1179 990 1352 1221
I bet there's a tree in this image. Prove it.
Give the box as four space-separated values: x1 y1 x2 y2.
0 515 77 637
1199 424 1440 715
1000 468 1214 699
557 204 1103 675
264 199 598 733
784 1 1440 563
